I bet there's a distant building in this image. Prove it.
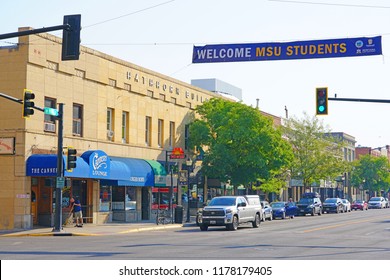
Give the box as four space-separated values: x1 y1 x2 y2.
191 78 242 102
355 145 390 161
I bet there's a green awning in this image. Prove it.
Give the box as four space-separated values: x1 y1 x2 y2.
145 160 166 186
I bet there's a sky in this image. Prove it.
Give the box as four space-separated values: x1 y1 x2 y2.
2 0 390 148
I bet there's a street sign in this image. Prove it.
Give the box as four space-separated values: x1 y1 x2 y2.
56 177 65 188
44 107 59 116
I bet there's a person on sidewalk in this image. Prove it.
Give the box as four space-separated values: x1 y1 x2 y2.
70 197 83 227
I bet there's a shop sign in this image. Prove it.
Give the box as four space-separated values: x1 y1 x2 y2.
170 147 185 159
83 150 111 179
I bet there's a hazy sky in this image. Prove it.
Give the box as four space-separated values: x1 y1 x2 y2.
2 0 390 148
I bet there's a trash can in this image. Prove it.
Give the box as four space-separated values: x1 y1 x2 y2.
174 205 183 224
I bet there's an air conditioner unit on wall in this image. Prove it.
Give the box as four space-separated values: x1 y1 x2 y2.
44 122 56 132
107 130 114 139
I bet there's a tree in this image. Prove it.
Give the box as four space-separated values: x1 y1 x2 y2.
282 113 349 189
189 98 293 194
351 155 390 196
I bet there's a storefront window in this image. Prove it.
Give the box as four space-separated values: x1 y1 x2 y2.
125 188 136 210
112 187 137 211
99 186 112 212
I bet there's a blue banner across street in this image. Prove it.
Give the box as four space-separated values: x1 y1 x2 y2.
192 36 382 63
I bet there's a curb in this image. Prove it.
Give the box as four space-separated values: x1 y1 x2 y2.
0 223 195 237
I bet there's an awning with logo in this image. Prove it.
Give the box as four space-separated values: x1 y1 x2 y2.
26 152 156 187
26 154 90 178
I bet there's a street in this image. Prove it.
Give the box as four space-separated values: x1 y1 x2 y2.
1 208 390 260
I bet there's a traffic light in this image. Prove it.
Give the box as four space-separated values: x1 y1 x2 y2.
23 89 35 118
316 87 328 115
62 14 81 61
67 148 77 171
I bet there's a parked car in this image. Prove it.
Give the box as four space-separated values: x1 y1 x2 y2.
341 199 351 212
368 197 386 209
271 202 288 219
260 201 273 221
322 197 344 214
198 195 262 231
296 192 322 216
385 198 390 208
270 201 297 219
351 200 368 211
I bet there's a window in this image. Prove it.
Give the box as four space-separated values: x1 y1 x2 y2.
44 97 56 133
145 116 152 146
109 79 117 87
169 121 175 148
122 111 129 143
158 119 164 148
72 104 83 136
107 108 114 141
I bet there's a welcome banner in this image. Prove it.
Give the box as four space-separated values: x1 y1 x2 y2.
192 36 382 63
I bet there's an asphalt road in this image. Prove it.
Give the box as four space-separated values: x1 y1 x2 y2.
1 208 390 260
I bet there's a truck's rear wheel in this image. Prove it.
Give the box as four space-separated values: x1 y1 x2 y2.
252 214 260 228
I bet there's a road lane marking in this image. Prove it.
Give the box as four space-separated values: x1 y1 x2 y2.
302 216 390 233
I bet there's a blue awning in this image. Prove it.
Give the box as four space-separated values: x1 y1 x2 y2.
100 157 154 187
26 154 90 178
27 153 155 187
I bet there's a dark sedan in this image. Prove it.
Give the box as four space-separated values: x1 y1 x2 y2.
322 198 344 213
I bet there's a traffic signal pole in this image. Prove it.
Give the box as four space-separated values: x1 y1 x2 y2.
53 104 64 232
329 97 390 104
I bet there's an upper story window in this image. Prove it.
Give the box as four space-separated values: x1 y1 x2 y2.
145 116 152 147
72 104 83 137
109 79 117 87
158 119 164 148
122 111 129 143
169 121 175 148
44 97 56 133
107 108 114 141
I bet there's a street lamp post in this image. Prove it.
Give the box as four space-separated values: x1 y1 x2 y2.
186 158 193 223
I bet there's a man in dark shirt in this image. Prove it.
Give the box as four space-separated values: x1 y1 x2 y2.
70 197 83 227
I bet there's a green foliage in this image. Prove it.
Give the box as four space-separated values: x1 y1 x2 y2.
282 112 349 188
351 155 390 193
189 98 293 193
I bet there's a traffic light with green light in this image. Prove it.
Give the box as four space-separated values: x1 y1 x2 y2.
316 87 328 115
23 89 35 118
67 148 77 171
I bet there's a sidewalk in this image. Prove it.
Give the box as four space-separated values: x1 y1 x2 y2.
0 220 197 237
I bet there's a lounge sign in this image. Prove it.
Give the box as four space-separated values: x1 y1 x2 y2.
192 36 382 63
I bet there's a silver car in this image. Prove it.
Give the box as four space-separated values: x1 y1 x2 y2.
260 201 273 221
341 199 351 212
368 197 386 209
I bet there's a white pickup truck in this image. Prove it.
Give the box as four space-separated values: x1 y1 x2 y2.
198 195 263 231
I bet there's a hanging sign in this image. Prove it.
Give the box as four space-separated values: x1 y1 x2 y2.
192 36 382 63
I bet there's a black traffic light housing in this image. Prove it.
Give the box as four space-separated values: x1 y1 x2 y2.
67 148 77 171
23 89 35 118
316 87 328 115
62 14 81 61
